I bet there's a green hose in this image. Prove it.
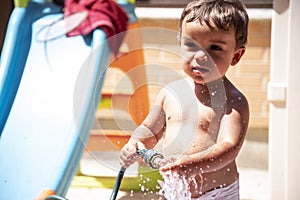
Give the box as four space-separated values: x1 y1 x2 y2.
110 149 164 200
110 167 126 200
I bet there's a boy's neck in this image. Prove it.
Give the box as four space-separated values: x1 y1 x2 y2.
193 76 228 110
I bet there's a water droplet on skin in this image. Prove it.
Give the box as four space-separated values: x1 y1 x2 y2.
238 96 242 100
117 141 120 144
211 91 217 96
206 165 210 168
227 168 230 171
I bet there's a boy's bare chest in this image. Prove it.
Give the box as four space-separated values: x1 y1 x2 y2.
162 99 223 155
162 93 224 151
163 93 220 127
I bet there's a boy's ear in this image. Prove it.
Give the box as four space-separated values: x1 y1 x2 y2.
231 47 246 66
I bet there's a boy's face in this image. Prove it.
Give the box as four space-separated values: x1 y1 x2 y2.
180 18 245 84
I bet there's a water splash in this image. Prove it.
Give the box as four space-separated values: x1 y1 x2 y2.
159 171 191 199
128 173 163 199
158 170 205 199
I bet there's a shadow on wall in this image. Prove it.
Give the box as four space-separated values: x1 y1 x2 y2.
237 128 268 170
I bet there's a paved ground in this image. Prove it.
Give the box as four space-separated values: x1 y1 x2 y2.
66 167 269 200
66 138 269 200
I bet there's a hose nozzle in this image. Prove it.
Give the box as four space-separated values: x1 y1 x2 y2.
137 149 164 169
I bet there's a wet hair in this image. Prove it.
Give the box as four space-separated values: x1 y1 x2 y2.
179 0 249 48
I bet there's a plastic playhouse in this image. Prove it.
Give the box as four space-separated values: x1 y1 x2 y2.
0 0 161 199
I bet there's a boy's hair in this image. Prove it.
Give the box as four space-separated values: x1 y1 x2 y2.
179 0 249 48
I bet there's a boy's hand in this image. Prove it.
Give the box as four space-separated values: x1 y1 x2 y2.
119 141 145 168
159 155 194 176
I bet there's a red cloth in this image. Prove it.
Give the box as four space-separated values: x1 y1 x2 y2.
64 0 128 55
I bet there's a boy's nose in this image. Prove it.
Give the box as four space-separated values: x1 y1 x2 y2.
194 50 208 62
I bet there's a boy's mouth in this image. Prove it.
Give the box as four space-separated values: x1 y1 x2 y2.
192 66 210 75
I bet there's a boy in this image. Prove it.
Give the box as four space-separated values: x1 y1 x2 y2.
120 0 249 199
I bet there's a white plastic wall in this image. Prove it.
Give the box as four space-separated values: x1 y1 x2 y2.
268 0 300 199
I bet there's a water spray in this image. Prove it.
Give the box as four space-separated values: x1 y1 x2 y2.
110 149 164 200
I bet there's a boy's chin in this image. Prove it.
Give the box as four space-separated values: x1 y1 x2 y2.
194 76 225 84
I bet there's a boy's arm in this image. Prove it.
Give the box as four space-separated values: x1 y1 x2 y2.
160 97 249 175
128 104 166 149
120 88 167 168
129 87 167 148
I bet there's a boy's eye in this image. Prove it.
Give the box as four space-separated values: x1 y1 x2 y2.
210 45 222 51
184 42 197 48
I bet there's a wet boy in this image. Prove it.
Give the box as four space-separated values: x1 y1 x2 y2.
120 0 249 199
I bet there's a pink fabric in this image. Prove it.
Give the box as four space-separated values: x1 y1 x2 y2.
64 0 128 55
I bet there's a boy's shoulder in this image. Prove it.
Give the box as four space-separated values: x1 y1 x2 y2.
225 78 247 100
224 78 249 112
156 78 193 101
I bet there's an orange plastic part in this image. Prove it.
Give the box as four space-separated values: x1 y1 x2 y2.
87 129 131 151
87 20 149 152
109 21 149 125
35 189 56 200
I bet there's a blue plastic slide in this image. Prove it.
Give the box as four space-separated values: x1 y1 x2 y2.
0 1 110 199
